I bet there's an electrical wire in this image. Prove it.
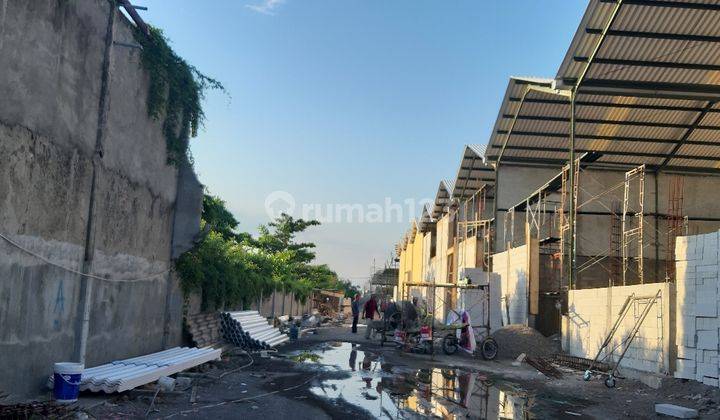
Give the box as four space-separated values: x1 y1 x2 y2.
0 231 169 282
160 373 319 419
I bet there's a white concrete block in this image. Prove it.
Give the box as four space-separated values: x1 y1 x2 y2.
697 317 719 331
678 346 696 360
704 350 719 363
703 377 720 387
704 231 718 245
696 264 718 274
695 297 717 317
698 330 719 350
679 304 696 317
676 359 696 371
655 403 699 418
674 369 696 380
697 362 718 378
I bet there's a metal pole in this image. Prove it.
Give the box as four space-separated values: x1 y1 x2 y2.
568 89 577 290
76 4 115 364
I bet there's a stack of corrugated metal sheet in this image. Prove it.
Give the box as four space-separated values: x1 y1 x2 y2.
185 312 222 348
221 311 288 349
49 347 221 393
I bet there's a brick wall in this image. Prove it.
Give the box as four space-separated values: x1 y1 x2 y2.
562 283 673 374
675 231 720 387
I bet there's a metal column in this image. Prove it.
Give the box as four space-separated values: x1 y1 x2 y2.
568 89 577 290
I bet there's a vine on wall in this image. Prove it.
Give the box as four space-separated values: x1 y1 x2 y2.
133 26 226 165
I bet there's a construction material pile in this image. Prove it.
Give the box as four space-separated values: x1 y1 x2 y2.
0 399 78 418
491 325 558 360
221 311 288 349
313 298 336 317
185 312 222 348
49 347 221 393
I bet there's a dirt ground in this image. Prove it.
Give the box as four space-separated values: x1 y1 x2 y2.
81 325 720 419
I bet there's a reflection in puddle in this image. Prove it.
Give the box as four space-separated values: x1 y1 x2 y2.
297 342 531 419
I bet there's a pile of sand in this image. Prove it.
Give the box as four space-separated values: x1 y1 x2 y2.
490 324 559 360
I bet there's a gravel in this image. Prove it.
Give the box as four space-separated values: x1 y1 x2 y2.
490 324 559 360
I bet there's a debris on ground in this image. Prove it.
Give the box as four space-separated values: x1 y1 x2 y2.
525 356 563 379
655 403 698 418
512 352 527 366
551 353 610 372
0 400 79 418
491 324 558 359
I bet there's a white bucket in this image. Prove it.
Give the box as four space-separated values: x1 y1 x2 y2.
53 362 84 403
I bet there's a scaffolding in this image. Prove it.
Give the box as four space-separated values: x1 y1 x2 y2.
610 200 622 287
401 280 494 354
622 165 646 286
457 186 494 272
559 159 580 289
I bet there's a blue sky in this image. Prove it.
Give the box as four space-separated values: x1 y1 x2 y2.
135 0 587 284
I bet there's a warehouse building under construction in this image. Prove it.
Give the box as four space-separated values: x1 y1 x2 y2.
394 0 720 388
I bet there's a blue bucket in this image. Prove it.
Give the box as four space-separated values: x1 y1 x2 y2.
53 362 83 403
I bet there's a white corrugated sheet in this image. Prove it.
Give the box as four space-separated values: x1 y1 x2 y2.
50 347 221 393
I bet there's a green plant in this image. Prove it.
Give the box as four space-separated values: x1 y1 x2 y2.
134 26 226 165
176 196 347 311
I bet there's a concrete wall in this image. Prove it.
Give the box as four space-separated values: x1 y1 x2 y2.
0 0 196 397
492 241 539 326
457 237 477 274
252 290 312 318
411 231 423 284
562 283 674 375
458 272 502 334
674 231 720 387
432 214 452 321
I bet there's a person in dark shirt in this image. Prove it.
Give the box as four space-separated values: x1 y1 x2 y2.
351 294 361 333
363 295 378 339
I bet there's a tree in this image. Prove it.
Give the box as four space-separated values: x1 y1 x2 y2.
176 198 345 310
252 213 320 264
338 279 361 299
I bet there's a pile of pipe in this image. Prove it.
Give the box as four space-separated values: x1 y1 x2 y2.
221 311 289 349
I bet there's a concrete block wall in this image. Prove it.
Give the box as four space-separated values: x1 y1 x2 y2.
492 245 529 325
674 231 720 387
562 283 673 374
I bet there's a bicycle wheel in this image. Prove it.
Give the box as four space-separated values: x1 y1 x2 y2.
442 333 459 355
480 337 498 360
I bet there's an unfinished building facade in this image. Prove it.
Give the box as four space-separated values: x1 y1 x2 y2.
395 0 720 386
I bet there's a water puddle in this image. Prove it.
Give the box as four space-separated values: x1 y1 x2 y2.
290 342 543 419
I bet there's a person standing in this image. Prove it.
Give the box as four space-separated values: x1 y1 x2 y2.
363 295 378 339
351 294 361 333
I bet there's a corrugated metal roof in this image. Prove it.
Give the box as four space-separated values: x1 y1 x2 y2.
452 145 496 200
485 0 720 173
418 205 435 233
431 180 455 219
